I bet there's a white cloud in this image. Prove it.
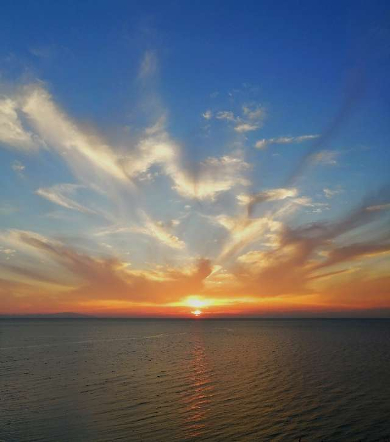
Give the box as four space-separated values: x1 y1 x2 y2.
216 111 236 121
16 86 131 184
202 104 264 134
0 84 250 202
215 214 282 261
237 188 298 206
167 155 250 200
202 110 213 120
324 188 342 199
254 139 268 149
35 184 95 214
311 150 339 165
242 105 264 121
255 134 319 149
234 123 259 133
0 97 41 150
136 214 185 250
0 247 16 255
11 160 25 173
97 212 185 250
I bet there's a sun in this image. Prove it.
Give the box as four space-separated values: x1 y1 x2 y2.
184 297 209 317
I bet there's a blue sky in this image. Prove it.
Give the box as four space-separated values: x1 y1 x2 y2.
0 1 389 316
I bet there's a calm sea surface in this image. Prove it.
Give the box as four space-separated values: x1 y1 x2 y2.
1 319 390 441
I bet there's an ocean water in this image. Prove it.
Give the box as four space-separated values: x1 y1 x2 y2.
1 319 390 442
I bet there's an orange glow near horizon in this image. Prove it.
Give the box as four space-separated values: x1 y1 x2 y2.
186 297 209 309
192 310 202 316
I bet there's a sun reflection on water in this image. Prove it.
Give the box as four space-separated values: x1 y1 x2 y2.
182 325 214 439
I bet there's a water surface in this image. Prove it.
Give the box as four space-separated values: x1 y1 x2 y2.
1 319 390 441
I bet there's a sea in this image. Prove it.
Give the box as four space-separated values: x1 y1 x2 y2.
1 319 390 441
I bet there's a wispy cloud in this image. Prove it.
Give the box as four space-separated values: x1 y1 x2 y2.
35 184 96 214
366 203 390 212
0 84 251 204
11 160 25 176
0 229 212 308
242 105 264 121
133 212 185 250
255 134 319 150
202 110 212 120
237 188 298 209
215 214 282 262
168 155 250 200
216 111 236 122
206 104 265 133
234 123 259 133
96 213 184 250
138 50 158 80
0 97 41 151
311 150 339 165
324 187 343 199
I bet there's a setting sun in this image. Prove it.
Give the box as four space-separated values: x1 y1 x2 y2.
192 309 202 316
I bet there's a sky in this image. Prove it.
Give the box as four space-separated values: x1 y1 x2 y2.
0 0 389 317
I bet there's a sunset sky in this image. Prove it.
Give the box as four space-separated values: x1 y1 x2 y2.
0 1 389 317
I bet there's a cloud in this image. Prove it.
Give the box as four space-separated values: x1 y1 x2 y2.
133 212 186 250
0 84 250 203
237 188 298 209
202 110 212 120
0 75 388 315
255 134 319 150
166 154 250 200
35 184 96 214
96 212 185 250
11 160 25 174
138 50 158 80
324 187 343 199
0 229 212 308
216 111 236 122
215 214 282 262
312 242 390 271
0 246 16 262
212 105 265 133
234 123 259 133
29 44 56 59
235 104 265 133
242 105 264 121
1 182 389 313
289 197 330 214
0 97 41 150
311 150 339 165
0 247 16 255
285 65 365 186
205 187 390 300
12 85 131 184
366 203 390 212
